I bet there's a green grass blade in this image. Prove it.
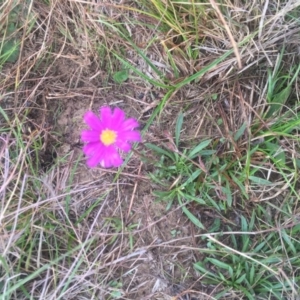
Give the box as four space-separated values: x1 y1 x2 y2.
177 195 205 229
188 139 212 159
234 122 247 142
145 143 175 160
175 111 184 147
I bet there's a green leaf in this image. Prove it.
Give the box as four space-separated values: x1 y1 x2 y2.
110 290 122 299
223 180 232 207
208 218 221 232
211 93 218 100
241 215 248 231
264 142 286 165
249 176 272 185
145 143 175 160
184 194 206 205
152 190 175 201
148 173 169 186
234 263 243 279
249 264 255 285
266 85 291 118
1 40 20 63
200 150 216 156
234 122 247 141
109 280 123 299
235 273 247 284
281 229 296 255
194 262 216 278
249 211 255 231
291 224 300 235
175 111 184 147
295 159 300 168
264 141 280 154
238 285 255 299
188 139 212 159
230 173 248 199
202 191 222 211
206 258 233 276
181 169 201 188
113 69 128 83
241 216 251 252
177 197 205 229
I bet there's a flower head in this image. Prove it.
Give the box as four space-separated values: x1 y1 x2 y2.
81 106 141 168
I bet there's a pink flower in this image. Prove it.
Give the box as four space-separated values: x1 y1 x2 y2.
81 106 141 168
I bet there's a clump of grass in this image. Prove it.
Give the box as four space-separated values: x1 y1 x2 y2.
195 206 300 299
139 0 207 76
146 45 300 298
144 3 300 294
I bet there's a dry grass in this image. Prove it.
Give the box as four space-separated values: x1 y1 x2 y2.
1 0 300 299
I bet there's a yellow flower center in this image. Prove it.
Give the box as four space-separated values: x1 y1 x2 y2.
100 129 117 146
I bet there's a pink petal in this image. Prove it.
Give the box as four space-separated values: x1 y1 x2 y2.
99 106 113 128
110 107 125 130
84 112 103 131
81 130 100 142
115 139 131 152
86 146 105 168
83 142 102 156
120 118 139 131
120 130 141 142
87 155 102 168
100 146 123 168
110 153 123 167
